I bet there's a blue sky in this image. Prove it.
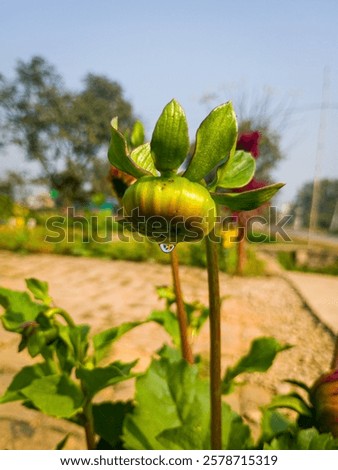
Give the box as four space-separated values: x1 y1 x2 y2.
1 0 338 207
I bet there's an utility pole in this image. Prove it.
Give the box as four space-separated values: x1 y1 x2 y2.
308 67 330 243
330 201 338 232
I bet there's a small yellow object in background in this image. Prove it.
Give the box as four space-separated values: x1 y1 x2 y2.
15 216 26 228
221 227 238 248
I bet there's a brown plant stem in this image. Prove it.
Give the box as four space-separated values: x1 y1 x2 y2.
80 380 96 450
170 249 194 364
82 396 96 450
205 235 222 450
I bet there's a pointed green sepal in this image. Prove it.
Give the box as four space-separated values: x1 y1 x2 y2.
111 116 118 130
184 101 238 182
130 143 157 176
209 150 256 190
131 120 145 147
108 126 149 179
150 99 189 173
210 182 285 211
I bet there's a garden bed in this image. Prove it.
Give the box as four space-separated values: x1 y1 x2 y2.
0 251 334 449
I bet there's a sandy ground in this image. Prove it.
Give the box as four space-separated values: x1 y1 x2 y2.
0 250 335 449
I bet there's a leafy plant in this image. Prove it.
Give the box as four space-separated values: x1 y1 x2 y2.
108 98 284 448
122 335 292 450
261 367 338 441
222 337 292 394
1 279 337 450
147 285 209 351
0 279 142 449
122 357 253 450
2 99 336 451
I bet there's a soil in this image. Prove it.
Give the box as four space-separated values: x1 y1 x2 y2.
0 250 335 449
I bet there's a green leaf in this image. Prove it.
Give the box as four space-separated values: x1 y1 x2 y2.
147 309 180 347
265 427 338 450
56 324 90 372
108 126 148 179
157 402 251 450
66 324 90 363
223 403 253 450
166 359 206 425
157 424 206 450
92 321 143 364
76 361 137 398
25 278 52 305
122 358 252 450
210 151 256 190
150 99 189 173
156 285 176 305
55 434 70 450
93 401 133 449
55 338 76 374
232 337 292 374
267 393 313 417
20 374 84 418
0 287 46 332
0 363 51 404
26 328 57 357
223 337 291 394
185 301 209 336
284 379 311 394
211 182 285 211
123 359 200 450
155 286 209 337
110 116 118 129
130 143 157 175
130 120 145 147
156 344 182 363
259 408 295 443
300 429 338 450
184 102 237 182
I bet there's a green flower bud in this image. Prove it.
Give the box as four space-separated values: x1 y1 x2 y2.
122 175 216 244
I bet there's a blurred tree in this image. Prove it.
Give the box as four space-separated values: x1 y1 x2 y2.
291 179 338 231
90 159 114 196
0 57 65 175
0 171 27 201
0 56 136 206
0 193 13 220
0 171 26 220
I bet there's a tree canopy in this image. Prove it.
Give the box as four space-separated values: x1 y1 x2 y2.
0 56 136 205
291 178 338 231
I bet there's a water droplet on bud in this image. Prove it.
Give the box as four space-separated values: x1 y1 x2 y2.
159 243 175 253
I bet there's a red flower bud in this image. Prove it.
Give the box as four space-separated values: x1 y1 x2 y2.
237 131 260 158
311 369 338 437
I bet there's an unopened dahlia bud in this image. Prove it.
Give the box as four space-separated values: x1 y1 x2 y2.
122 175 216 244
311 369 338 437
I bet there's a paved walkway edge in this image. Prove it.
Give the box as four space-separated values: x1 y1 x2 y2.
258 250 337 339
282 272 336 338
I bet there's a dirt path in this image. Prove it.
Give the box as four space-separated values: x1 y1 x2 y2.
0 250 335 449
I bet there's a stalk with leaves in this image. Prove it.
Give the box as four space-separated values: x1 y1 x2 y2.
108 99 283 449
109 121 193 364
2 100 338 451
